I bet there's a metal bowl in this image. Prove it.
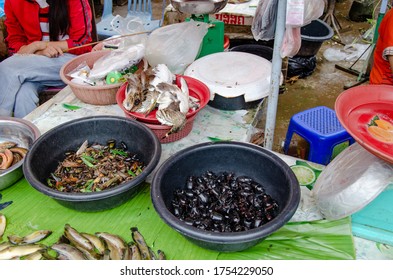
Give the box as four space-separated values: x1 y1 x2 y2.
170 0 228 15
0 117 41 190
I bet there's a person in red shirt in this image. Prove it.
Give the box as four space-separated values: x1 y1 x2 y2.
0 0 93 117
370 7 393 85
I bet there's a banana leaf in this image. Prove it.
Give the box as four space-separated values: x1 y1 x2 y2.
0 179 355 260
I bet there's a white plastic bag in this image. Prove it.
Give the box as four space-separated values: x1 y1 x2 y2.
323 43 372 62
145 21 209 74
109 15 148 47
281 0 325 58
281 27 302 58
311 143 393 220
89 44 145 80
286 0 325 27
251 0 278 41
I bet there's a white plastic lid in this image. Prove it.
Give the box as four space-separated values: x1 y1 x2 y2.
311 143 393 220
184 52 282 102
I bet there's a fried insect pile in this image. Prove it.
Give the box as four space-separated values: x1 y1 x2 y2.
46 140 145 193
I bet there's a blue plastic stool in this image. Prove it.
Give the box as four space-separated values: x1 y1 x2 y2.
283 106 355 165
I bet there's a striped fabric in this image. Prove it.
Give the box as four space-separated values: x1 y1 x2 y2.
37 1 69 42
38 5 49 41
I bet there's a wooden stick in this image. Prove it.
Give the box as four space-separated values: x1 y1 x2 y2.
64 31 151 52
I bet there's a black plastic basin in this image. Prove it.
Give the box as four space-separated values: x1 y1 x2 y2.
151 141 300 252
298 19 334 57
23 116 161 212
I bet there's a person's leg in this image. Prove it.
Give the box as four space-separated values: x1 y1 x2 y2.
13 82 42 118
0 53 75 117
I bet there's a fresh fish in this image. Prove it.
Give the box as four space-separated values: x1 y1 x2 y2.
148 247 157 260
102 249 111 260
8 230 52 245
7 235 23 245
22 251 44 260
64 224 94 252
76 245 102 260
81 232 106 255
130 227 151 260
0 244 46 260
51 243 87 260
95 232 127 260
0 242 12 251
130 243 141 260
157 250 166 260
0 214 6 239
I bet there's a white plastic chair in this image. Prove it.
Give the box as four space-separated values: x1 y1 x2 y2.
96 0 165 39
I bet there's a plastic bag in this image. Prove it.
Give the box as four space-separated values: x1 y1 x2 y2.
145 21 209 74
89 44 145 80
109 15 148 47
286 0 325 27
287 55 317 78
66 62 98 86
311 143 393 220
281 27 302 58
251 0 278 41
323 43 372 62
282 0 325 57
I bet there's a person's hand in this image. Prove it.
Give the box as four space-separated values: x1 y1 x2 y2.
92 42 103 52
17 41 47 54
35 42 64 58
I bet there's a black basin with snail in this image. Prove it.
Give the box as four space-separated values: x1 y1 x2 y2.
23 116 161 212
151 141 300 252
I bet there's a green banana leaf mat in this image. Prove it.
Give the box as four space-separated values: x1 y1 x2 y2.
0 178 356 260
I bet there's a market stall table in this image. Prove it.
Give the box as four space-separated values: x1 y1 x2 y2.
0 86 391 259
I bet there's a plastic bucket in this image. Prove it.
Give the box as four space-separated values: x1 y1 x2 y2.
297 19 334 57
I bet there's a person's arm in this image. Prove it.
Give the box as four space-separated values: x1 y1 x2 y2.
65 0 93 55
4 1 59 57
34 41 68 57
4 0 29 54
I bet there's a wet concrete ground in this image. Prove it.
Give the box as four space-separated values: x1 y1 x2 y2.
98 0 373 155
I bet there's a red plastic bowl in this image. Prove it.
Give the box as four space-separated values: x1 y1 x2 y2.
335 84 393 164
116 75 211 124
